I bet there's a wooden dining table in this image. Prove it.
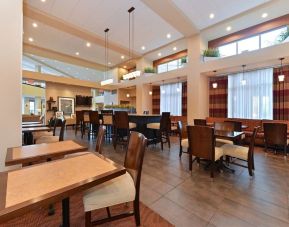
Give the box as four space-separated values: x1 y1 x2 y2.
22 121 41 125
214 130 244 140
22 123 44 128
22 126 51 145
5 140 87 166
0 153 126 227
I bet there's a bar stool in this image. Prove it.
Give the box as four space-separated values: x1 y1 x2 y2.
88 111 100 140
75 111 84 137
101 110 113 142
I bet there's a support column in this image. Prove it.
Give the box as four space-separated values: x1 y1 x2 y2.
135 84 152 114
0 1 22 170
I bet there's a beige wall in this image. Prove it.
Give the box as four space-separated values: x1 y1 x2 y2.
118 88 136 106
45 82 92 121
0 0 22 170
22 84 46 97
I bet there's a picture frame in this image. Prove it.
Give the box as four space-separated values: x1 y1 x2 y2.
58 97 75 116
55 111 64 119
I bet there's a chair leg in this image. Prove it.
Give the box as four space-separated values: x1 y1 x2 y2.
189 152 192 171
284 145 287 158
210 161 215 178
248 159 253 176
106 207 111 218
134 199 141 226
167 133 171 148
179 145 183 158
85 211 92 227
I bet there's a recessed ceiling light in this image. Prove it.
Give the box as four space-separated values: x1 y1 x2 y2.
41 0 46 2
158 52 162 57
209 13 215 19
166 33 171 39
262 13 268 18
75 52 79 56
121 55 125 59
108 62 111 65
173 47 177 51
86 42 91 47
141 46 146 50
32 22 38 28
226 26 232 31
28 37 34 42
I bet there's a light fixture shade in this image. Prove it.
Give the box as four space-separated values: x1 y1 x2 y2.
126 93 130 98
241 79 246 86
149 91 153 95
161 89 166 94
278 74 285 82
176 87 180 92
100 78 113 86
212 83 218 89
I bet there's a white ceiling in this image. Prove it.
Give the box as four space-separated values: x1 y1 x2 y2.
171 0 270 30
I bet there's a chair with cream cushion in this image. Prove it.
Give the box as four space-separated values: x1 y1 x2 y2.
187 125 224 178
214 122 234 145
83 131 147 226
221 126 259 176
177 121 189 157
32 117 55 142
35 118 66 144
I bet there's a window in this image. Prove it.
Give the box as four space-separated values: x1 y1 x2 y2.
228 68 273 119
217 26 288 58
157 57 187 73
261 26 288 48
29 100 35 114
160 82 182 115
237 35 259 54
219 42 237 57
167 60 178 71
157 63 167 73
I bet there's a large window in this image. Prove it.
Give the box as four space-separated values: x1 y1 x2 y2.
160 82 182 115
157 58 186 74
228 68 273 119
218 26 288 57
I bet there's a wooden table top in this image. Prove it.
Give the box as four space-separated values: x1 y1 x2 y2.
22 123 44 128
215 130 244 139
5 140 87 166
207 122 248 129
22 126 51 133
22 122 41 125
0 153 126 223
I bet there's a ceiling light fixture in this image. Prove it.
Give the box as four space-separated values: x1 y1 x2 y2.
86 42 91 47
161 80 166 94
209 13 215 19
226 26 232 31
241 65 246 86
126 93 130 98
121 55 125 59
149 83 153 95
158 52 162 57
141 46 146 50
166 33 171 39
212 70 218 88
173 47 177 51
262 13 268 18
32 22 38 28
101 28 113 86
278 57 285 82
41 0 46 2
75 52 79 56
28 37 34 42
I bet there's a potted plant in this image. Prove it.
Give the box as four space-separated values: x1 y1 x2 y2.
144 67 155 73
278 28 289 43
202 48 220 61
181 57 187 65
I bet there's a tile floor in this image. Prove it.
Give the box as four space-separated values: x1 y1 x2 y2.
68 129 289 227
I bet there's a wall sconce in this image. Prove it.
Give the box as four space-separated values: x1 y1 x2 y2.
212 83 218 89
278 74 285 82
278 58 285 82
149 91 153 95
126 93 130 98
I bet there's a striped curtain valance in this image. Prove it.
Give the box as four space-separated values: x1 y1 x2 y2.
209 76 228 117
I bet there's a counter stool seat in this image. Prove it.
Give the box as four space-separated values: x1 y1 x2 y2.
129 122 137 129
147 122 160 130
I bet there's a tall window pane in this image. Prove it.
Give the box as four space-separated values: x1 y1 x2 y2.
160 82 182 115
261 26 288 48
237 36 259 54
157 63 167 73
218 42 237 57
228 68 273 119
167 60 178 71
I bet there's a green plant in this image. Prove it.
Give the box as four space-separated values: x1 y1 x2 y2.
202 48 220 57
104 104 135 109
181 57 187 64
278 27 289 42
144 67 155 73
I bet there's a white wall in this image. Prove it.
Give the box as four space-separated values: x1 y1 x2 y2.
0 1 22 170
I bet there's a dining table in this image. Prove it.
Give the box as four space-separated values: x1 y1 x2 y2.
22 126 51 145
5 140 87 166
0 153 126 227
22 121 41 125
214 130 244 140
22 123 44 128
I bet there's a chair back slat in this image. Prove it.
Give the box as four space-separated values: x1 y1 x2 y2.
214 122 235 131
194 119 207 126
263 123 287 146
114 111 129 129
248 126 260 158
160 112 170 131
89 111 100 125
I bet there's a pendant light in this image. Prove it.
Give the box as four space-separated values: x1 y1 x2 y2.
212 70 218 89
149 83 153 95
241 65 246 86
176 77 181 92
101 28 113 86
278 58 285 82
161 80 166 94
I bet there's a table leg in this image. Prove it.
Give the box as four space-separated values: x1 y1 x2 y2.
62 198 70 227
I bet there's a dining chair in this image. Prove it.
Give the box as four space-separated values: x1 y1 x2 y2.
112 111 136 150
194 119 207 126
187 125 224 178
75 110 84 136
214 122 235 145
177 121 188 158
35 118 66 144
83 131 147 227
263 123 288 157
101 110 113 142
32 117 55 143
88 111 100 140
147 112 171 150
220 126 259 176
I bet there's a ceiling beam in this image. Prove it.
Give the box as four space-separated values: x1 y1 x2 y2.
23 3 141 59
140 0 198 37
23 43 107 71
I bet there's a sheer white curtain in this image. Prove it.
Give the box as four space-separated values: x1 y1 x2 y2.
160 82 182 116
228 68 273 119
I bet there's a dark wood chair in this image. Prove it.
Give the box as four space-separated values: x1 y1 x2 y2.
83 131 147 226
95 125 106 154
75 111 84 137
194 119 207 126
147 112 171 150
221 127 260 176
88 111 100 140
101 110 113 142
225 120 244 144
112 111 136 150
187 125 224 178
177 121 188 158
214 122 235 145
263 123 288 157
